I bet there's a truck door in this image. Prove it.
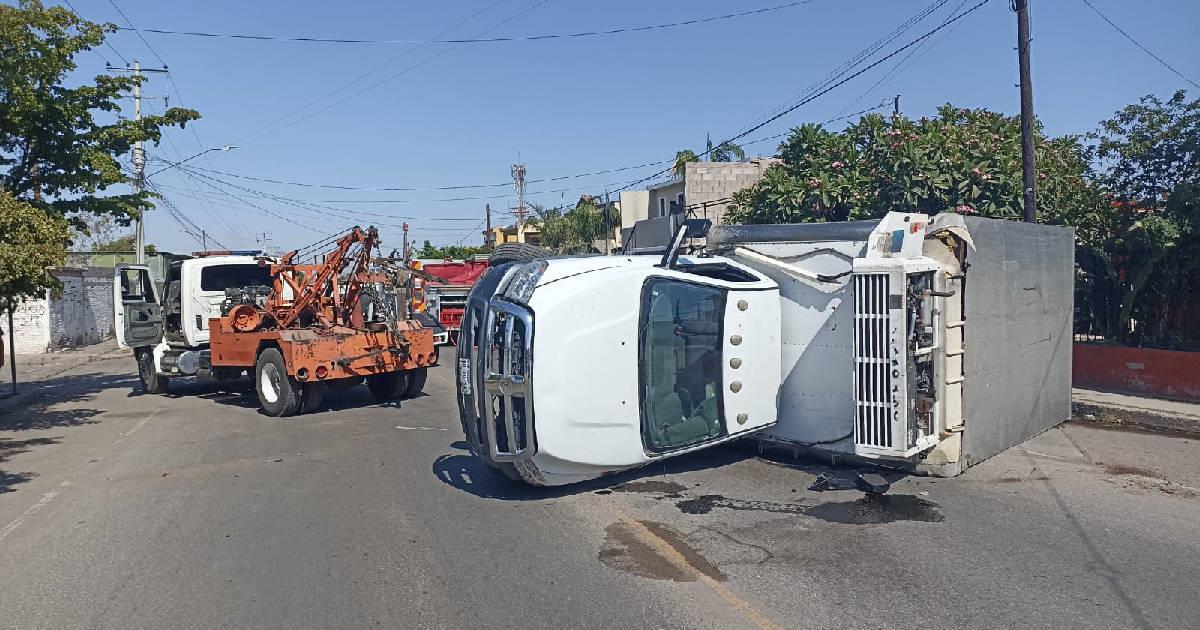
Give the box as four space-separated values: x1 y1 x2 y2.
114 264 163 349
639 277 780 453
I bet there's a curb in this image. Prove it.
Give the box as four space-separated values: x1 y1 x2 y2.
1072 400 1200 436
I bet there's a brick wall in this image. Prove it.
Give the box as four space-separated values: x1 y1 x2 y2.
684 159 781 225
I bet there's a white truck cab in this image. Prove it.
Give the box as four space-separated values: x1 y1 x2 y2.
457 236 782 486
115 255 272 392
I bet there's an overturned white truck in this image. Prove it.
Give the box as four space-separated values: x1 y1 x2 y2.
455 212 1074 486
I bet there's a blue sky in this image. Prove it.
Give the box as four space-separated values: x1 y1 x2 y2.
56 0 1200 253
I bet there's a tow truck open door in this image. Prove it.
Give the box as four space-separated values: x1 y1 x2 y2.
114 264 163 349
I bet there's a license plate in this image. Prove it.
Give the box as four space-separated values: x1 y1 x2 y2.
458 358 472 395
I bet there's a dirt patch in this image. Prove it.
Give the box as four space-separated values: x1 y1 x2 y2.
804 495 944 524
611 480 688 495
1103 464 1160 478
598 520 726 582
676 494 808 515
995 475 1051 483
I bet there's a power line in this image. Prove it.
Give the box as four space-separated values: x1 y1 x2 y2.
238 0 555 146
612 0 994 196
1077 0 1199 90
124 1 818 45
61 0 128 65
105 0 168 67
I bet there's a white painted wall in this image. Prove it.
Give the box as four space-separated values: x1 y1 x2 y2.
7 268 114 354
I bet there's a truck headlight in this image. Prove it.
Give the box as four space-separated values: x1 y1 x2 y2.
505 260 548 304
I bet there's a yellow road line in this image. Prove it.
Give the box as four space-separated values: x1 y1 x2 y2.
606 504 783 630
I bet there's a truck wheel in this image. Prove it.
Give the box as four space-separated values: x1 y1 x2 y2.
256 348 302 417
403 367 428 398
136 348 169 394
490 242 549 265
367 371 409 402
300 382 325 414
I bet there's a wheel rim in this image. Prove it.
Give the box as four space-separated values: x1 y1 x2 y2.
261 363 281 403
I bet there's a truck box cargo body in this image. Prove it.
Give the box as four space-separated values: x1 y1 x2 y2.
454 212 1074 485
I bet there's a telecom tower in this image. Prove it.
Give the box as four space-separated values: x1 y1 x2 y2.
511 163 527 224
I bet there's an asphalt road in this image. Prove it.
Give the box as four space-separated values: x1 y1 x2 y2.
1 355 1198 629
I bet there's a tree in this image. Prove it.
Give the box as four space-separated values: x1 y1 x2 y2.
414 240 487 260
672 135 746 177
1077 91 1200 346
531 196 619 254
0 0 199 230
0 191 69 313
89 234 156 254
726 105 1099 225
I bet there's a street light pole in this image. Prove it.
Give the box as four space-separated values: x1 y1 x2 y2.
145 145 237 179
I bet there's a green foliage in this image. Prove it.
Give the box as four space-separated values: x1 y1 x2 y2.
727 105 1100 225
0 191 69 312
414 240 487 260
531 196 619 254
89 234 155 254
0 0 200 231
1077 90 1200 347
672 136 746 177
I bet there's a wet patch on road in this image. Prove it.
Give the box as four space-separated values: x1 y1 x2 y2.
804 495 944 524
610 480 688 495
598 520 726 582
676 494 808 515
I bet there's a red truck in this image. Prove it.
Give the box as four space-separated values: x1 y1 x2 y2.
414 257 490 345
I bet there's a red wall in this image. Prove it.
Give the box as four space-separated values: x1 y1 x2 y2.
1074 343 1200 402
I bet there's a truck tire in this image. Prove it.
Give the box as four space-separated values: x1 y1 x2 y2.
300 382 325 414
490 242 549 265
367 371 409 402
256 348 302 417
403 367 428 398
136 348 169 394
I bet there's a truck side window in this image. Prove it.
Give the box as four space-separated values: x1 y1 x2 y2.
121 269 155 303
639 278 725 452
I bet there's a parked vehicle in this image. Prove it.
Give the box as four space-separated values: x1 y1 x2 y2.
116 227 437 416
455 212 1074 485
416 257 490 345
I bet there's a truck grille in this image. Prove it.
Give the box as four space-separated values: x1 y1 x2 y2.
853 273 893 449
473 299 535 461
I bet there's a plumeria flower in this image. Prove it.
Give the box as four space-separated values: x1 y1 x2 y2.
955 204 978 214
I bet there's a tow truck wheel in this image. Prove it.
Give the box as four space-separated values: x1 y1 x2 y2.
366 371 409 402
403 367 428 398
255 348 302 417
135 348 168 394
300 382 325 414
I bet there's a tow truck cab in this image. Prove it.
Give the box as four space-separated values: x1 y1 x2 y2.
456 251 781 486
115 256 271 388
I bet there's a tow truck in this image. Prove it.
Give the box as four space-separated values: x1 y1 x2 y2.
116 227 437 416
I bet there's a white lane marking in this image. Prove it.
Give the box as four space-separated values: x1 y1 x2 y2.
110 415 153 446
0 489 61 542
394 426 448 431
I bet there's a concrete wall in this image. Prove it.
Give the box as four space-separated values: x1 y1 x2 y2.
618 190 650 228
684 159 781 225
648 181 684 218
7 268 115 354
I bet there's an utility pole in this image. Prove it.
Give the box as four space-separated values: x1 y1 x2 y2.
485 204 493 252
893 94 901 119
511 163 527 225
1014 0 1037 223
133 60 145 263
200 229 207 252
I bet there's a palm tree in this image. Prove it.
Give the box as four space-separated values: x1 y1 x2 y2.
531 198 619 254
672 134 745 178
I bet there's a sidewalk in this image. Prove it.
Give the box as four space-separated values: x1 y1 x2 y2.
0 339 127 410
1073 387 1200 435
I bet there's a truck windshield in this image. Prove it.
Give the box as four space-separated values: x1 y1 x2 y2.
639 278 725 452
200 264 273 292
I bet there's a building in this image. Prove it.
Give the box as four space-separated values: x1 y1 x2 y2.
9 267 115 353
488 222 542 247
619 158 781 247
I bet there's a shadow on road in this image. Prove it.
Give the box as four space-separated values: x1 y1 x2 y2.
172 377 419 416
431 443 756 501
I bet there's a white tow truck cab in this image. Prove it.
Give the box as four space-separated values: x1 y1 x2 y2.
114 255 272 392
457 211 1075 486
